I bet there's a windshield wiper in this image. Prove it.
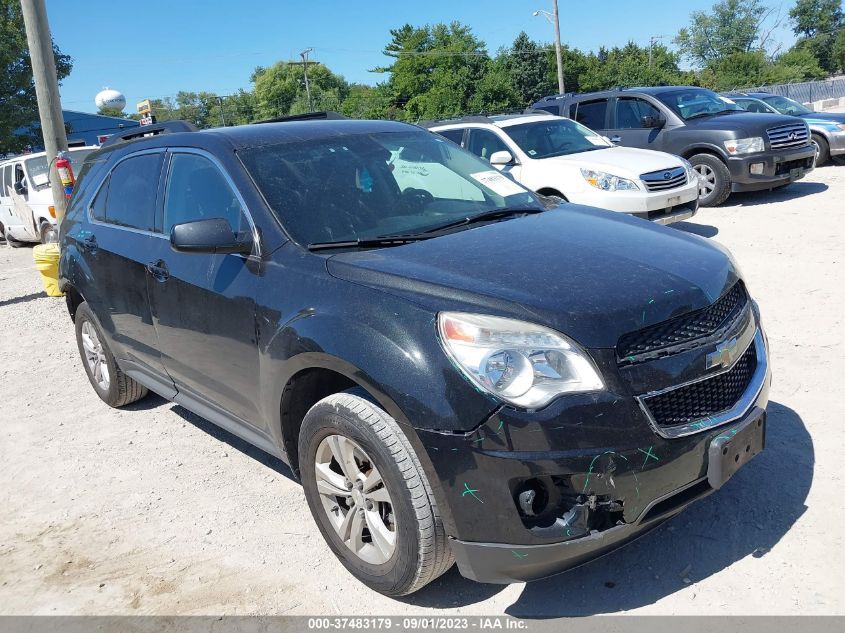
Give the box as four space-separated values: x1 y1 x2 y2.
307 235 432 251
416 206 547 235
684 112 718 120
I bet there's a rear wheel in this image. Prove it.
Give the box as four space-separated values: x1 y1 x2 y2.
811 134 830 166
299 393 453 596
75 302 148 407
690 154 732 207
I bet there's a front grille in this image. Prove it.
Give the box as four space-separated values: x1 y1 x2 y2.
617 282 748 362
640 166 687 192
767 122 809 150
640 342 757 428
775 156 814 175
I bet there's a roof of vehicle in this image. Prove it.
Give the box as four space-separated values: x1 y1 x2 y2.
0 145 98 166
537 85 718 102
724 92 773 99
426 112 557 129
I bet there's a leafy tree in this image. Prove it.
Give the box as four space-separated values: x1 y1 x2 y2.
833 27 845 71
675 0 781 66
1 0 73 154
788 0 844 72
252 61 348 119
97 107 127 118
699 48 826 90
501 32 554 106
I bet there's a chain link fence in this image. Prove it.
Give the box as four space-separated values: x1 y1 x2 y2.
738 75 845 105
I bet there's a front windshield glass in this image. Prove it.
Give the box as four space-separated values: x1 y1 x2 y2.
239 130 541 246
24 149 94 191
655 88 741 120
761 95 812 115
503 118 611 159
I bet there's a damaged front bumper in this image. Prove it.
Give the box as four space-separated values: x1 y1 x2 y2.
419 333 771 584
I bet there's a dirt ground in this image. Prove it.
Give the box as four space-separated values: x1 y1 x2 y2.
1 160 844 617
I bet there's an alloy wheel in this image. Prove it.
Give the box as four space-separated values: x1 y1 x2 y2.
694 164 716 197
81 320 110 390
314 434 397 565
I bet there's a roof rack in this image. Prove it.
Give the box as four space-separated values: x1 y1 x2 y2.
252 111 348 124
99 121 197 148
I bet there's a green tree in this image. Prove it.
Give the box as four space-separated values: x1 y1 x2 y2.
252 61 348 119
833 27 845 71
97 107 128 118
788 0 844 72
1 0 73 153
501 32 554 106
674 0 779 66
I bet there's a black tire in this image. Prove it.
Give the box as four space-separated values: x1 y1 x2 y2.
690 153 732 207
39 221 58 244
812 134 830 166
6 235 26 248
298 393 453 596
74 301 148 408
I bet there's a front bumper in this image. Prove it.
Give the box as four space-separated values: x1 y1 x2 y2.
827 131 845 156
569 179 699 220
727 143 816 191
419 323 771 584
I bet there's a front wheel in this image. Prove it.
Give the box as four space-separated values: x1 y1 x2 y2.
299 394 454 596
811 134 830 166
690 153 732 207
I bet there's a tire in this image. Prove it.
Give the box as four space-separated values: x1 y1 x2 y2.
74 301 148 408
40 221 58 244
6 234 26 248
811 134 830 166
298 393 454 596
690 153 732 207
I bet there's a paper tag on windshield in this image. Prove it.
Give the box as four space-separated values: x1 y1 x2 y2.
585 135 606 145
470 171 525 197
719 96 736 105
32 174 49 187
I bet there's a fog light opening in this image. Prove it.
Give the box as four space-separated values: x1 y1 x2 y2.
750 163 764 175
514 478 549 519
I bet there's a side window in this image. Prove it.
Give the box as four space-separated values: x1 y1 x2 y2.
536 105 560 115
164 153 245 234
104 154 161 231
466 129 510 162
615 98 662 129
570 99 609 130
436 128 465 146
0 165 7 194
91 175 110 221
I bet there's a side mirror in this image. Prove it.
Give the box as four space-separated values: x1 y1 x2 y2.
13 181 27 195
170 217 252 254
641 115 666 129
489 150 515 166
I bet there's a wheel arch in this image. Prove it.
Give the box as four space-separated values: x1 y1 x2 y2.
536 187 567 200
683 145 728 163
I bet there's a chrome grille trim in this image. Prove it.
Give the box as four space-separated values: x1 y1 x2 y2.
635 329 768 439
640 166 688 192
767 123 809 150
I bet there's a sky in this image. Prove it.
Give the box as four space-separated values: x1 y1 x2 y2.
46 0 798 114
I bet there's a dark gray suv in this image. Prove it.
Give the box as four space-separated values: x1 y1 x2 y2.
532 86 816 206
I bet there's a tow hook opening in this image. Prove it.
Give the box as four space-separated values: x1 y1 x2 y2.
512 476 627 539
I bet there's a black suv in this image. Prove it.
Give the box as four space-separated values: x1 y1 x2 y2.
59 116 771 596
532 86 816 206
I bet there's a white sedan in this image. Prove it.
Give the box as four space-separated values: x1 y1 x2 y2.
430 114 699 225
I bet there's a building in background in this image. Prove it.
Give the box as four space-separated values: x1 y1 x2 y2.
15 110 140 150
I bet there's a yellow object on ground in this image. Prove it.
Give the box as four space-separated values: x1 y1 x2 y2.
33 243 63 297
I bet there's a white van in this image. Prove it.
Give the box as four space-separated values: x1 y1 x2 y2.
0 147 97 245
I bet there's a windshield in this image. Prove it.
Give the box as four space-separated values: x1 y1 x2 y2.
655 88 741 120
503 118 611 159
761 95 812 116
239 130 541 246
24 149 94 191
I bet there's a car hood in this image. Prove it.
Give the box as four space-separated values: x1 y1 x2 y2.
682 111 800 134
798 111 845 124
326 206 739 349
543 146 683 176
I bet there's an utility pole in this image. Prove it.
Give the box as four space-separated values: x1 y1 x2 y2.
533 3 565 95
300 48 314 113
20 0 69 219
217 95 227 127
649 35 665 68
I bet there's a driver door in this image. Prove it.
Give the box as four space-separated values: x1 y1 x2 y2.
465 128 522 181
605 97 666 150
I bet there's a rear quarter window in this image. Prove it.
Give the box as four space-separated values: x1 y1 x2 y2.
570 99 608 129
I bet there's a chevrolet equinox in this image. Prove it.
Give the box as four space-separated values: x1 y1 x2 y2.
58 116 771 596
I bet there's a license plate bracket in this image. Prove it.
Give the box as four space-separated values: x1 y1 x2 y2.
707 411 766 490
789 167 804 181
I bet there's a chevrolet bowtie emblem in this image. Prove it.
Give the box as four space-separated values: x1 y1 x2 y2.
706 337 738 370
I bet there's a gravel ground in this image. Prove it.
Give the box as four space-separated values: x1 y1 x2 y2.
1 162 843 617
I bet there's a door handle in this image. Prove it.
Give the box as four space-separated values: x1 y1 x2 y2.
81 234 98 253
146 259 170 282
610 135 622 144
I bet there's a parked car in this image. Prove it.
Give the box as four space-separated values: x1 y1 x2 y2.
531 86 816 206
726 92 845 165
0 147 96 245
428 113 699 225
59 117 770 596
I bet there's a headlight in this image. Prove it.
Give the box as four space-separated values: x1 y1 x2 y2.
681 158 697 181
437 312 604 409
724 137 764 155
580 168 639 191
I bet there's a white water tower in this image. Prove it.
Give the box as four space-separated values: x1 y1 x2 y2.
95 88 126 112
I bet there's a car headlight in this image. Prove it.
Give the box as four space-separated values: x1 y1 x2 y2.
438 312 604 409
580 168 639 191
681 158 697 181
724 137 764 155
